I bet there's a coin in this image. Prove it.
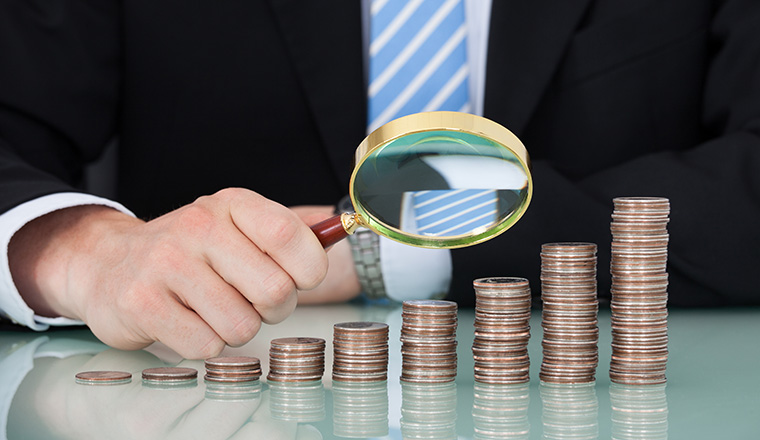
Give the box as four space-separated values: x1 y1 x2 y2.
75 371 132 385
141 367 198 382
204 356 262 383
471 277 532 385
400 300 458 384
539 242 599 384
332 321 389 382
268 337 326 383
609 197 670 385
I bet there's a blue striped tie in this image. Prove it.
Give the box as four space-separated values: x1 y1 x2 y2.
368 0 470 132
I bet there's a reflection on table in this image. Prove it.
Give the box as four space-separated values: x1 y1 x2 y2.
2 304 759 439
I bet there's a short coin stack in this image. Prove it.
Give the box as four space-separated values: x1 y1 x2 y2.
539 242 599 384
472 277 532 384
400 300 458 383
204 356 262 383
141 367 198 388
609 197 670 385
75 371 132 385
267 337 326 383
332 321 389 382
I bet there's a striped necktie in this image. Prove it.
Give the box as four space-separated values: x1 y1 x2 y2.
368 0 470 132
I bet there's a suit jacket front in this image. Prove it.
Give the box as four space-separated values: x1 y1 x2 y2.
1 0 759 306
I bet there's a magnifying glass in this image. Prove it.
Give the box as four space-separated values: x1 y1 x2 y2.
310 111 532 249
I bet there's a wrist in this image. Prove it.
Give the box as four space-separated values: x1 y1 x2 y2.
8 205 141 320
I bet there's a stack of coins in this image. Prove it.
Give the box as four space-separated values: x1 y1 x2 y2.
75 371 132 385
204 356 262 383
400 300 458 383
472 382 531 440
400 381 458 440
540 382 599 439
472 277 532 384
332 321 389 382
539 242 599 384
141 367 198 388
610 383 669 440
332 380 389 438
267 337 326 383
609 197 670 385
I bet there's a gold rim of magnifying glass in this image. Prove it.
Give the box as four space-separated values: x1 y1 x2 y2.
348 111 533 249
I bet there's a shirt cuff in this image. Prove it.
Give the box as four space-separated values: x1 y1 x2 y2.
0 193 134 330
379 235 452 302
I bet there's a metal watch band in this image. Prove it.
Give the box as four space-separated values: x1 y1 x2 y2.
338 196 388 300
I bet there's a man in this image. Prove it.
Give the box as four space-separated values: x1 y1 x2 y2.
1 0 759 359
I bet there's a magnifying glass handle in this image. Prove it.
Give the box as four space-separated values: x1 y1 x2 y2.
310 213 360 248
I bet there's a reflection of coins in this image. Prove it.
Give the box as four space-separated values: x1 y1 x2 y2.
333 321 389 382
401 300 458 383
472 277 532 384
75 371 132 385
401 381 458 440
269 380 325 423
609 197 669 385
268 337 326 382
333 380 389 438
204 356 262 383
142 367 198 383
539 243 599 384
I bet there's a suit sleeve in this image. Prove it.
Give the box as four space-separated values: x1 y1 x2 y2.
0 0 121 213
451 0 760 307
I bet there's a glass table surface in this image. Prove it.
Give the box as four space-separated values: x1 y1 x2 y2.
1 304 759 439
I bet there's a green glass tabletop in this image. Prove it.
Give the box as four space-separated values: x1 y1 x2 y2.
2 304 759 439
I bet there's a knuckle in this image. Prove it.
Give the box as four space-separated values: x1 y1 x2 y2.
226 315 261 347
191 334 226 360
174 203 216 238
261 271 297 306
299 253 329 290
264 214 301 246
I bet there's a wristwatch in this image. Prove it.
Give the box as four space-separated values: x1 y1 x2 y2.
337 196 388 300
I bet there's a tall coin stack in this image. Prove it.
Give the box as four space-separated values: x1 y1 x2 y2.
472 277 532 384
539 242 599 384
332 321 389 382
609 197 670 385
400 300 458 383
267 337 326 383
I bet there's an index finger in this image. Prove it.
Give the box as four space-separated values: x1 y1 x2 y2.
228 193 328 291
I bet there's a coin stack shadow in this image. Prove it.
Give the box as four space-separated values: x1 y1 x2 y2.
267 337 326 383
539 242 599 384
400 300 459 383
204 356 262 383
332 380 389 438
609 197 670 385
472 277 532 384
472 382 531 440
610 383 669 440
332 322 389 382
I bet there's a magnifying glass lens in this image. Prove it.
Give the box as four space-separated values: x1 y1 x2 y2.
352 129 530 248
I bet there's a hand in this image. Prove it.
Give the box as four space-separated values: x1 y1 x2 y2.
9 188 329 358
289 205 361 305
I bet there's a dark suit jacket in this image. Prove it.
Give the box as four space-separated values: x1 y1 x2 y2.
1 0 759 307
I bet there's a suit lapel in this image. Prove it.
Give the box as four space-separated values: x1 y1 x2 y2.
267 0 366 189
484 0 593 136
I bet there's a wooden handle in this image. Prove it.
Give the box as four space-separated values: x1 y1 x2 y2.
310 214 349 248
